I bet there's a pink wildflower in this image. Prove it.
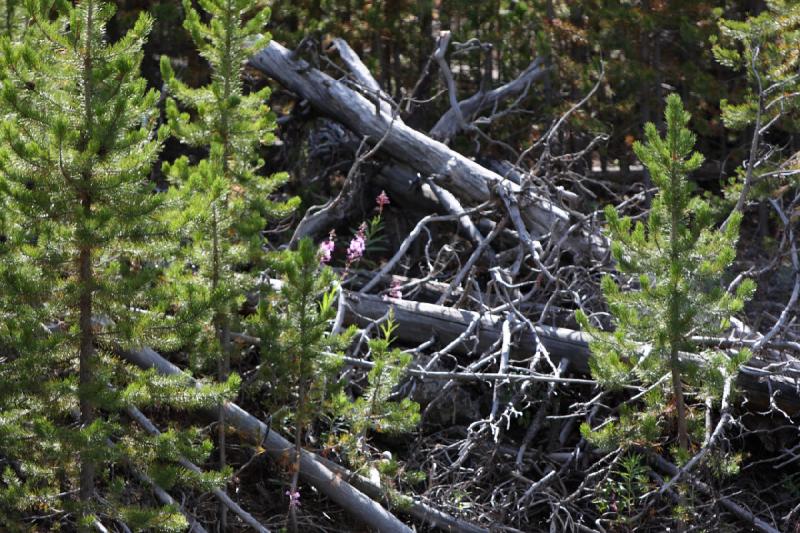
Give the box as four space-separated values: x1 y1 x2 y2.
376 190 390 214
286 489 301 508
346 222 367 264
388 277 403 300
319 230 336 265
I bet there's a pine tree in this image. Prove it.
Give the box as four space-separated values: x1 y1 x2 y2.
0 1 228 529
159 0 297 526
250 238 354 531
333 315 420 447
330 314 420 502
712 1 800 216
577 95 755 452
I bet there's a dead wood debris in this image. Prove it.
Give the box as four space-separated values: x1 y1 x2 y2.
117 36 800 531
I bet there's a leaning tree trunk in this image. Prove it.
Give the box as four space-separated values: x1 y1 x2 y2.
248 40 605 258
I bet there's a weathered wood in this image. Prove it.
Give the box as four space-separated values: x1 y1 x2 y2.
120 347 413 533
128 454 210 533
249 40 574 243
429 53 547 143
331 38 398 121
344 292 589 370
315 454 489 533
342 292 800 415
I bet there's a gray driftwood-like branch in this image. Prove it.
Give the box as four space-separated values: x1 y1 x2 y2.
429 36 547 143
249 40 583 247
340 291 800 415
314 454 489 533
331 37 399 121
129 459 209 533
125 405 271 533
120 347 414 533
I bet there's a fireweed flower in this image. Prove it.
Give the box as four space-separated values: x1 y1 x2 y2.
286 489 301 508
346 222 367 265
319 230 336 265
376 190 390 214
387 276 403 300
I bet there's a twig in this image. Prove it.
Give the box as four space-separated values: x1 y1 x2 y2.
359 206 488 294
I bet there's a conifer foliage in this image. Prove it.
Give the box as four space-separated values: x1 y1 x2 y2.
334 315 420 444
578 95 755 452
159 0 297 522
160 0 296 375
712 1 800 212
251 233 421 529
0 0 20 38
252 238 354 530
0 0 224 529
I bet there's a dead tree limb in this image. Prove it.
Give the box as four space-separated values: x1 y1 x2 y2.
125 405 271 533
331 37 399 121
290 118 394 245
129 458 209 533
119 347 414 533
314 454 489 533
429 38 546 143
431 31 468 139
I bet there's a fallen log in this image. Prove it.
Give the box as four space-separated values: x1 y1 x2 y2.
120 346 486 532
340 292 800 415
120 347 413 533
249 40 586 249
314 454 489 533
132 467 209 533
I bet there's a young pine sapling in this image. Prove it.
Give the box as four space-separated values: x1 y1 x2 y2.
251 237 354 531
0 1 229 528
577 94 755 453
160 1 298 523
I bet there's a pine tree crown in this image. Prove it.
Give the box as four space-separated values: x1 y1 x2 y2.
578 93 755 393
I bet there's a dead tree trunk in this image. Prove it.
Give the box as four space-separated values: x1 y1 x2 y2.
120 347 413 533
249 40 604 257
341 292 800 416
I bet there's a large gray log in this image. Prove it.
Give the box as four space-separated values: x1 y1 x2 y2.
120 347 413 533
249 41 571 242
342 292 800 415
